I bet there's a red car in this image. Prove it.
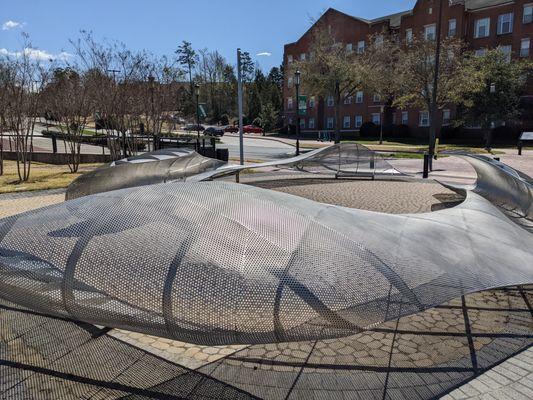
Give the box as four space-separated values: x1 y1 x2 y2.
224 125 239 133
243 125 264 134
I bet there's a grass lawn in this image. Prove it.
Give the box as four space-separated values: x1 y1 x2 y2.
0 160 102 194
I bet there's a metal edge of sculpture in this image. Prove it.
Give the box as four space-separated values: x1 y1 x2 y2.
0 151 532 346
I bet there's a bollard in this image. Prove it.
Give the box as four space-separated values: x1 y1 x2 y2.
423 153 429 179
518 142 522 156
51 134 57 154
369 154 375 170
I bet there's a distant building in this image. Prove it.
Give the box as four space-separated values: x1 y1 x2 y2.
283 0 533 137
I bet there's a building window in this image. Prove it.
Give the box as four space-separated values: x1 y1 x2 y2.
355 115 363 128
448 19 457 37
326 117 334 129
357 40 365 54
428 7 433 15
300 118 305 129
374 35 384 46
346 43 353 54
443 109 451 125
343 94 352 105
343 116 351 129
475 48 487 57
424 24 436 41
309 51 315 61
499 45 512 62
327 95 334 107
373 94 381 103
287 97 293 110
355 91 364 103
524 4 533 24
401 111 408 125
371 113 381 125
521 38 531 57
309 96 315 108
288 77 293 88
308 117 315 129
497 13 514 35
474 18 490 38
300 53 306 61
405 28 413 44
419 111 430 127
287 54 293 63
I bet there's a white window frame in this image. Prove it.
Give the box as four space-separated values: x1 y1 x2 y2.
287 97 293 110
346 43 353 54
326 117 334 129
308 117 315 129
371 113 381 125
401 111 408 125
299 118 305 129
474 18 490 38
343 94 352 105
355 115 363 128
424 24 436 41
309 96 315 108
448 19 457 37
419 111 430 127
475 48 487 57
405 28 413 44
327 95 334 107
343 116 351 129
300 53 306 61
374 35 384 46
357 40 365 54
287 77 293 88
287 54 293 63
442 109 451 126
524 4 533 24
497 13 514 35
355 91 364 103
499 44 512 62
373 94 381 103
521 38 531 57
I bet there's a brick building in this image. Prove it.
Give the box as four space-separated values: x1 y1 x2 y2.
283 0 533 138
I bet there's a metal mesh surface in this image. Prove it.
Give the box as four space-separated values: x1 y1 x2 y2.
1 180 532 346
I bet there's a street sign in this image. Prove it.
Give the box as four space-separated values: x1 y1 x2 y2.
298 95 307 116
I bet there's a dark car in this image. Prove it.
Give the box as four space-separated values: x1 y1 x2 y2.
204 126 225 137
183 124 205 132
224 125 239 133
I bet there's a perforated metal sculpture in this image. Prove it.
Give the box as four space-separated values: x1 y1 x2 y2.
1 154 532 346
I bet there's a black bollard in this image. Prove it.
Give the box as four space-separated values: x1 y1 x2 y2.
423 153 429 179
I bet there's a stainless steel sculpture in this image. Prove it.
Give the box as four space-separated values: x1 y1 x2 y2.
65 143 398 199
65 148 224 200
1 179 532 346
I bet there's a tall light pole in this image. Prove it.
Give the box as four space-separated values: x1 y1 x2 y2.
195 83 200 141
237 48 244 166
379 105 385 145
294 70 301 156
148 74 155 150
426 0 445 174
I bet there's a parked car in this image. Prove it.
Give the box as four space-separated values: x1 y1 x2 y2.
243 125 264 134
224 125 239 133
204 126 225 137
183 124 205 132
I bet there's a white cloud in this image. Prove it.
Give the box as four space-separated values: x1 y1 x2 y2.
2 20 25 30
256 52 272 57
0 47 72 61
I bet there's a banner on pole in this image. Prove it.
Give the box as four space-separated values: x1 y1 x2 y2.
298 95 307 116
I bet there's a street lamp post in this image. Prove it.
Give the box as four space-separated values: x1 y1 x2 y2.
425 0 445 176
294 70 301 156
195 83 200 147
148 75 155 151
379 105 385 145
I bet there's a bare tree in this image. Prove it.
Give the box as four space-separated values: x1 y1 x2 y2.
2 38 50 182
295 25 365 143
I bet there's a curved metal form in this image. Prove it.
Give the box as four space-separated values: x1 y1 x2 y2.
65 148 225 200
1 180 532 346
439 153 533 231
66 143 399 199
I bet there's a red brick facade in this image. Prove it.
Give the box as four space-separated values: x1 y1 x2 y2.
283 0 533 137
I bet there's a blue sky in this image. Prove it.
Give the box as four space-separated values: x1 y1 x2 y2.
1 0 416 71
